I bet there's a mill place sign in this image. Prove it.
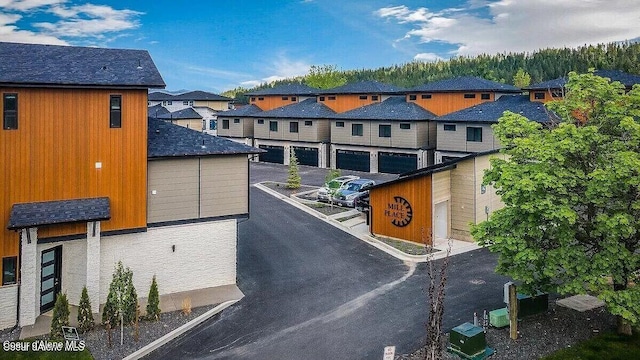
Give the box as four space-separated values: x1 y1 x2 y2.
384 196 413 227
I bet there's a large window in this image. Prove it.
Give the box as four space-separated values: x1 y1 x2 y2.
222 119 229 129
110 95 121 128
352 124 363 136
269 121 278 132
290 121 299 133
2 257 17 285
379 124 391 138
466 127 483 142
3 93 17 130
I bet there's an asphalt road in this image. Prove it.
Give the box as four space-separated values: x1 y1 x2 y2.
146 164 510 360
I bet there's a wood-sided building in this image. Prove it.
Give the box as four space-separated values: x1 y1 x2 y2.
367 151 504 245
0 42 261 332
526 70 640 103
246 83 319 111
316 80 404 113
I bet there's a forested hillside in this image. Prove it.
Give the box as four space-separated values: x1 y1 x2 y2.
223 42 640 102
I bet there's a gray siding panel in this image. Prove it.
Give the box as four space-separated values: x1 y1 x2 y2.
200 156 248 217
437 122 467 152
148 159 199 223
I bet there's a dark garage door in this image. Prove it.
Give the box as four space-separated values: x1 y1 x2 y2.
378 152 417 174
336 150 370 172
293 147 319 167
259 145 284 164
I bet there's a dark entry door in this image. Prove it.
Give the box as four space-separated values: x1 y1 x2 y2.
336 150 370 172
40 246 62 313
293 147 319 167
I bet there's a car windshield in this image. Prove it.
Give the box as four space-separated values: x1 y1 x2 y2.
345 183 362 191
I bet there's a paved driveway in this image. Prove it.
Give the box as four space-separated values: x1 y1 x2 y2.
146 164 510 360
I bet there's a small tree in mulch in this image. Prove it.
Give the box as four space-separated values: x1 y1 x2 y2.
102 261 137 346
50 293 70 339
146 275 161 321
77 286 94 333
287 148 301 189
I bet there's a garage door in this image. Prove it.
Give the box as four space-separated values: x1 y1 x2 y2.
336 150 370 172
378 152 417 174
293 146 318 167
258 145 284 164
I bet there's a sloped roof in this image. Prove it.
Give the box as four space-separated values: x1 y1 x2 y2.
332 96 436 121
157 107 203 120
8 197 110 230
0 42 165 88
436 95 556 123
246 83 320 96
174 91 232 101
148 118 263 158
257 98 336 119
217 104 263 117
148 104 170 118
410 76 520 93
319 80 404 94
526 70 640 90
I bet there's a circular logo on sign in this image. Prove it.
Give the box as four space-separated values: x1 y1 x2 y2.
386 196 413 227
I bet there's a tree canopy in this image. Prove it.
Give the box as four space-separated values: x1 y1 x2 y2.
471 71 640 334
304 64 347 89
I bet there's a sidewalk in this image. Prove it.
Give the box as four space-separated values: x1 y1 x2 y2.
255 183 482 263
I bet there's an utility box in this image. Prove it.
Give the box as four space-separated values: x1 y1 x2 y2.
448 322 486 358
489 308 509 328
518 292 548 318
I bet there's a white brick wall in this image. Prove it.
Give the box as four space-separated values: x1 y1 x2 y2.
0 285 18 330
20 228 38 327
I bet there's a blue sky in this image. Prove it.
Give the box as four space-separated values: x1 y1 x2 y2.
2 0 640 92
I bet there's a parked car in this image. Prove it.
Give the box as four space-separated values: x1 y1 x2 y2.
316 175 360 202
333 179 375 207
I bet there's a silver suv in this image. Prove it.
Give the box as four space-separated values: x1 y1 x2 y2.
333 179 375 207
316 175 359 202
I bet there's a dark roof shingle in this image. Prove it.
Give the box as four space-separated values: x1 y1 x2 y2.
333 96 436 121
0 42 165 88
320 80 404 94
410 76 520 92
157 107 202 120
148 118 262 158
256 98 336 119
148 104 170 118
8 197 110 230
436 95 556 123
217 104 263 117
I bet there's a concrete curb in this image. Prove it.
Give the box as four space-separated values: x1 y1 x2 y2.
123 298 242 360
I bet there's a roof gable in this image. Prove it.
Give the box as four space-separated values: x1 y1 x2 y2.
333 96 436 121
410 76 520 93
157 107 202 120
217 104 263 117
257 98 336 119
148 104 170 118
437 95 556 123
0 42 165 88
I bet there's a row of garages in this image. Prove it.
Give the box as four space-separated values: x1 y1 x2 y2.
257 142 433 174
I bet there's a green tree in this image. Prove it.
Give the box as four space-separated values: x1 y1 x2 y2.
102 261 138 345
471 72 640 335
287 148 301 189
50 293 70 339
77 286 94 333
324 168 341 184
146 275 161 321
304 64 347 89
513 68 532 88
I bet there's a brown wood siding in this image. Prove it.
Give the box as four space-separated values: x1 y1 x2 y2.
370 175 432 244
1 88 148 262
408 92 494 116
319 94 381 113
250 96 298 111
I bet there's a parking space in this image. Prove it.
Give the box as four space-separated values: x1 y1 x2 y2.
249 162 398 187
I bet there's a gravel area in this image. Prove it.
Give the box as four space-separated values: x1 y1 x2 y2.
398 302 616 360
261 181 317 197
0 304 215 359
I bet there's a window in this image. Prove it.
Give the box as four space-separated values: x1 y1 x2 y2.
209 120 216 130
359 95 368 100
444 124 456 131
3 93 18 130
189 101 193 106
336 121 345 128
269 121 278 132
400 123 411 130
328 96 336 100
534 92 545 100
464 93 476 99
183 101 189 105
290 121 299 133
304 120 313 126
291 97 297 101
481 93 491 100
167 100 173 105
233 118 240 124
372 95 379 101
551 90 563 98
251 97 256 102
222 119 229 129
258 97 264 101
421 94 432 99
467 127 482 142
257 119 264 124
110 95 122 128
319 96 326 101
282 96 289 100
2 257 17 285
409 95 417 101
379 124 391 138
352 124 363 136
202 120 206 130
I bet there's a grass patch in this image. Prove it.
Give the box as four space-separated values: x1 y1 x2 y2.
375 236 432 256
337 214 362 222
542 331 640 360
0 341 93 359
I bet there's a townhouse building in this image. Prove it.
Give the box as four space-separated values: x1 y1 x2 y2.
148 90 233 134
0 42 260 331
246 83 319 111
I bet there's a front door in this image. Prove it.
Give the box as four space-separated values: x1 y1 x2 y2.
40 246 62 313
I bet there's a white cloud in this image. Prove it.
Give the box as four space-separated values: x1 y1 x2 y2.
0 0 64 11
240 80 262 88
377 0 640 57
414 53 443 62
244 55 311 85
0 12 67 44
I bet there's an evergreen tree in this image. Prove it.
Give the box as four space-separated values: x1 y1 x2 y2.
146 275 161 321
50 293 70 339
102 261 137 345
287 149 301 189
77 286 94 333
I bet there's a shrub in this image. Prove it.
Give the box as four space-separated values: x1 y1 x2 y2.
50 293 70 339
287 149 301 189
77 286 94 333
146 275 161 321
102 261 138 326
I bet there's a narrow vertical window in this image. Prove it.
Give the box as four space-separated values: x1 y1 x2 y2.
3 93 18 130
2 257 17 285
110 95 122 128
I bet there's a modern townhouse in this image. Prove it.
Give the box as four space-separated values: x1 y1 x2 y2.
246 83 319 111
215 104 263 146
0 42 261 332
148 90 233 134
157 106 204 131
